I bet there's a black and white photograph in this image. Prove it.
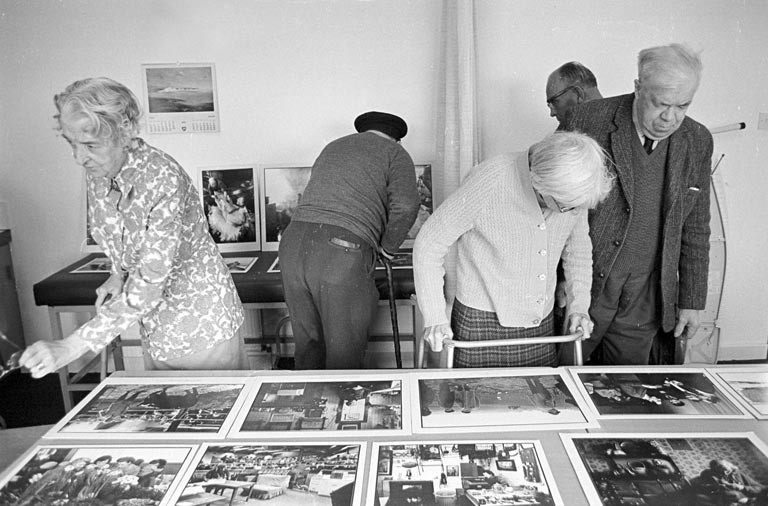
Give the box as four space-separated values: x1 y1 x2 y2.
70 256 111 274
144 64 215 113
168 442 366 505
46 377 249 439
570 367 748 419
412 369 595 433
712 367 768 419
230 375 410 437
400 163 433 250
368 440 561 506
0 444 197 506
260 165 312 250
562 432 768 506
199 166 259 252
223 256 258 274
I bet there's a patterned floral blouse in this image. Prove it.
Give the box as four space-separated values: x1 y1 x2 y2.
74 138 244 361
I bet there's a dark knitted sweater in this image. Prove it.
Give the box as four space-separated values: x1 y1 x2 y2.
291 132 420 252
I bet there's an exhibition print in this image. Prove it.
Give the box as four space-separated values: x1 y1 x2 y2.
0 444 197 506
222 256 258 274
712 367 768 419
230 374 411 437
411 368 596 433
400 163 433 250
46 377 249 439
368 440 562 506
570 367 749 419
198 166 259 252
259 165 312 250
70 256 111 274
168 442 366 505
562 432 768 506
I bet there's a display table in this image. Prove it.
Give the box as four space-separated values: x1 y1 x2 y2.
33 252 420 410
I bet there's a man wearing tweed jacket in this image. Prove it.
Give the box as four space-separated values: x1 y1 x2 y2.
562 43 713 365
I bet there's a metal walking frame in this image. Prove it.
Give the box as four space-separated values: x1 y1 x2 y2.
416 331 585 368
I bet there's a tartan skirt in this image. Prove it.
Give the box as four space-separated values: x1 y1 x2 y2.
451 299 556 367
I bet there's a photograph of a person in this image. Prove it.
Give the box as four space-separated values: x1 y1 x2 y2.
0 444 196 506
47 378 247 438
170 442 365 505
413 369 595 433
260 165 312 250
232 377 408 436
200 166 259 251
571 367 748 418
562 433 768 506
368 440 561 506
223 256 258 274
713 367 768 419
400 163 433 250
144 64 215 114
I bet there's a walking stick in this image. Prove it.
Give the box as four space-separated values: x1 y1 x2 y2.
381 255 403 369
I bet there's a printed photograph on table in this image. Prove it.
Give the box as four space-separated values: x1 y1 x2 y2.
0 444 197 506
399 163 433 250
168 441 366 505
70 256 112 274
368 440 562 506
259 165 312 251
411 368 596 434
229 374 411 437
711 367 768 419
561 432 768 506
222 256 258 274
569 366 749 419
45 377 250 439
198 165 259 252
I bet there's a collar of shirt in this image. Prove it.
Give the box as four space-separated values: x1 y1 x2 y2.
631 97 657 150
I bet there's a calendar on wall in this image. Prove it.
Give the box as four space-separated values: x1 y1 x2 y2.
141 62 220 134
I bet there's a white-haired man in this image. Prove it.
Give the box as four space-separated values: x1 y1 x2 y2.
562 43 713 365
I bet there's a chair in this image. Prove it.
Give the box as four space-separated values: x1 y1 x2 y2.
417 331 584 368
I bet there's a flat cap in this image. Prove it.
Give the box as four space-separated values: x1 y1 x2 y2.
354 111 408 141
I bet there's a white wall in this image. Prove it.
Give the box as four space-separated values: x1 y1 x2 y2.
1 0 766 361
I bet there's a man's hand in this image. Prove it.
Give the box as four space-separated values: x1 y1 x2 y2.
674 309 701 339
95 272 124 309
423 323 453 352
567 313 594 339
18 335 92 378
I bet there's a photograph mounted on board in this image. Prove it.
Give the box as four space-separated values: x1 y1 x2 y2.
259 165 312 251
45 377 250 439
168 442 366 505
141 62 219 134
400 163 433 250
0 444 197 506
712 367 768 419
562 432 768 506
230 375 411 437
570 367 749 419
368 440 562 506
198 166 259 252
412 368 596 434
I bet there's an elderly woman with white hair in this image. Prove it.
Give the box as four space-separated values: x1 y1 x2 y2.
20 77 245 377
414 131 613 367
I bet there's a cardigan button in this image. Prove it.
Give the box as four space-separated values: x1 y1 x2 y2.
599 272 605 278
613 240 621 246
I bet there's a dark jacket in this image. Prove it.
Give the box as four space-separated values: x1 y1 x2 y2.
563 93 713 332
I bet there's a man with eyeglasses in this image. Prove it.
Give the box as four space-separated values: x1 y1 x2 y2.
561 43 713 366
546 61 603 127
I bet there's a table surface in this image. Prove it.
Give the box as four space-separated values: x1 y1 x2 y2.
33 251 415 306
2 367 766 506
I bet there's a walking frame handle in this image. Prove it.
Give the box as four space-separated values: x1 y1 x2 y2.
417 331 584 368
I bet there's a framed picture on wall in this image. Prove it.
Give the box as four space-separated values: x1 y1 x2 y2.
259 164 312 251
197 165 260 252
400 163 433 250
141 62 219 134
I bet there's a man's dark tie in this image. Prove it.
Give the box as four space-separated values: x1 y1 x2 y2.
643 137 654 154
